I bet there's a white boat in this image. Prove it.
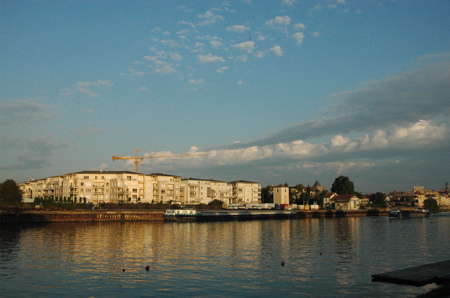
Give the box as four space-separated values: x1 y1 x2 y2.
164 209 202 221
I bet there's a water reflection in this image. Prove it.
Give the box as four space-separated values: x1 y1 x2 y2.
0 215 449 297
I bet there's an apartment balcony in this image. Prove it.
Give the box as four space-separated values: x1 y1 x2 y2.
117 189 129 195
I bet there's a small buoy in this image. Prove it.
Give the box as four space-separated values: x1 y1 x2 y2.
122 269 126 272
281 261 285 266
145 265 150 271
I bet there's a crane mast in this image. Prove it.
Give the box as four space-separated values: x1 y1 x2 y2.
112 149 206 172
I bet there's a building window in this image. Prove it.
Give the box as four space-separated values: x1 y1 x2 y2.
84 176 89 179
132 189 137 193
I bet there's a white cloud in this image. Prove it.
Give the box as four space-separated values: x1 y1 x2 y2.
205 140 326 166
231 55 249 62
139 86 147 91
197 10 224 25
227 25 250 32
154 65 176 74
154 39 179 47
266 16 291 29
170 53 183 60
144 55 157 61
189 79 205 85
216 66 229 73
312 32 320 38
282 0 296 6
210 40 223 48
293 23 306 30
178 21 196 28
292 32 305 45
237 80 246 85
73 80 112 97
271 45 284 56
255 51 267 58
197 54 225 63
257 34 267 41
232 41 255 53
329 120 448 153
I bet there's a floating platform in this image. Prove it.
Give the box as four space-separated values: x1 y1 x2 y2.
372 260 450 286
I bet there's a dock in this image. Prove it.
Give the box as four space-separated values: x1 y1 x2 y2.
372 260 450 286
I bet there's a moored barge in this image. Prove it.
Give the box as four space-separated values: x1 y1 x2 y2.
388 208 430 219
164 209 297 221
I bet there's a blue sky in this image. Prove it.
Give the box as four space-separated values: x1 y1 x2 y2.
1 0 449 193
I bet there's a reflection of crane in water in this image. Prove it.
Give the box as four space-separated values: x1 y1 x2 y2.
112 149 207 172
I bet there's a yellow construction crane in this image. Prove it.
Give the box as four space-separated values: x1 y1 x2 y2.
112 149 207 172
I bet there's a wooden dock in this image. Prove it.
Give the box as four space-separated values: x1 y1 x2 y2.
372 260 450 286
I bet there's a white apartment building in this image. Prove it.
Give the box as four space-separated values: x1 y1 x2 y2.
181 178 233 205
144 173 182 204
229 180 261 205
19 171 260 205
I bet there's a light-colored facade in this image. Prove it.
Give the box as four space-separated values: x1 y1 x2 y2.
19 171 260 205
181 178 233 205
229 180 261 204
144 173 182 204
273 184 289 205
331 195 360 210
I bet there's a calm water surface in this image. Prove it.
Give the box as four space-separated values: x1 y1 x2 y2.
1 213 449 297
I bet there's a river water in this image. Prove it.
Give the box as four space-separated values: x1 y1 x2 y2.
1 213 449 297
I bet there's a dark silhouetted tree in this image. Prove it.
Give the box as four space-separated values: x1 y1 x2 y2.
423 198 439 213
331 176 355 195
0 179 23 206
370 192 386 206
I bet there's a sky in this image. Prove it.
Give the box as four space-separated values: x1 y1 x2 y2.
1 0 449 193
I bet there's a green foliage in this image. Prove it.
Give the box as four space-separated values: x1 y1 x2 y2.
312 190 329 207
423 198 439 213
261 185 273 203
209 199 223 206
0 179 23 206
370 192 386 206
331 176 355 195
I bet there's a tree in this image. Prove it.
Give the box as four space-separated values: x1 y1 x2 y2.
331 176 355 195
370 192 386 206
261 185 273 203
423 198 439 213
0 179 23 206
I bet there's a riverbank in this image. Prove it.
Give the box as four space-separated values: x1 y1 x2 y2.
0 210 165 223
0 209 390 223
